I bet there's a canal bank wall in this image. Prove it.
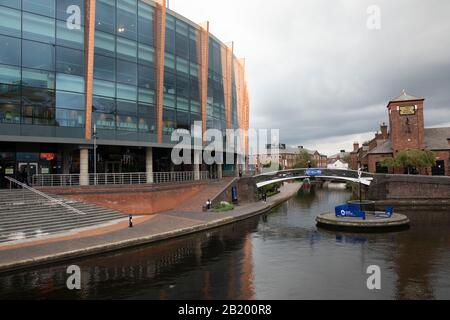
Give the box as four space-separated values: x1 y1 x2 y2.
0 182 302 274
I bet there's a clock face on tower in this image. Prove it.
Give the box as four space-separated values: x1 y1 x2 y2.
400 106 416 116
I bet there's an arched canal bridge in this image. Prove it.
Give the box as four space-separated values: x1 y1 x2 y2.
254 169 374 188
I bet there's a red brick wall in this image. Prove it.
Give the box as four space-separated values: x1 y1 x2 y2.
368 154 392 173
51 184 210 215
388 100 425 153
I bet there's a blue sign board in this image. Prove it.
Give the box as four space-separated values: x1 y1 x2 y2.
232 186 238 203
335 204 366 220
306 169 322 176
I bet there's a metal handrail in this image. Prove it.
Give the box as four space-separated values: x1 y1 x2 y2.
5 176 86 215
32 171 213 187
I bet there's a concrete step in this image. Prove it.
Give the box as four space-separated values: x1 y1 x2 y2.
0 210 124 229
0 216 127 243
0 214 125 236
0 189 127 244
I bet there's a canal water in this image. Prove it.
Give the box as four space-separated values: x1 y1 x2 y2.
0 188 449 300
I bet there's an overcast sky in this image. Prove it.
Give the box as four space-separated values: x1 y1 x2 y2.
170 0 450 155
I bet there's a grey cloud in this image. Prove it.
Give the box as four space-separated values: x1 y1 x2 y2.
171 0 450 152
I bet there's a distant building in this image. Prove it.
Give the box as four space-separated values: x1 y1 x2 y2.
350 90 450 176
327 150 350 165
327 159 349 170
254 145 328 172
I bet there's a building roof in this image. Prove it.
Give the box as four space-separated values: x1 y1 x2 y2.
390 89 424 103
368 140 393 155
425 127 450 150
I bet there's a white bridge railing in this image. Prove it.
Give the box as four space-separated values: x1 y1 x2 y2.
32 171 212 188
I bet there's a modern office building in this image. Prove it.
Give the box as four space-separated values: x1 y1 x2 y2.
0 0 250 186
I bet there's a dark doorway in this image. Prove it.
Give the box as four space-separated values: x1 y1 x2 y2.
432 160 445 176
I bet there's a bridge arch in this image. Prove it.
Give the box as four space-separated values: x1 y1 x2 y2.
254 168 373 189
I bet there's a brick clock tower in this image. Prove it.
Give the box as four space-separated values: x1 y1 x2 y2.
387 90 426 154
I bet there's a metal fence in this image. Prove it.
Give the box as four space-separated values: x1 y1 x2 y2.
32 171 212 188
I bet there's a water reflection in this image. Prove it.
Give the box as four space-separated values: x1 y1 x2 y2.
0 186 449 300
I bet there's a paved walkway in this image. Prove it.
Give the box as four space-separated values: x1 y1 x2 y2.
0 183 302 273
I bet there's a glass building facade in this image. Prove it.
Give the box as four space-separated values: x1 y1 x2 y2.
0 0 249 183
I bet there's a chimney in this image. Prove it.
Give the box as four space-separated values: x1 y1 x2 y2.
380 122 388 139
353 142 359 152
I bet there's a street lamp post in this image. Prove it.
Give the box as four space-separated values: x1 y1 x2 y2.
93 125 97 186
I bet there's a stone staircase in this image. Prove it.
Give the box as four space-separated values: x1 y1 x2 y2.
0 188 126 244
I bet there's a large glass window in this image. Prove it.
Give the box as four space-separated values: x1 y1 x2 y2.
23 0 55 18
138 103 155 133
56 20 84 50
0 6 21 37
0 0 21 9
22 87 55 108
94 31 115 57
165 15 175 54
56 74 84 93
163 71 176 94
56 91 85 110
56 47 84 76
163 108 176 135
117 0 137 40
138 44 154 66
177 75 189 98
138 66 155 89
0 64 21 84
93 96 115 129
117 60 137 85
22 40 55 71
175 20 189 59
56 108 84 127
96 0 116 34
138 1 153 46
23 12 55 44
94 79 116 98
117 83 136 101
22 68 55 89
0 84 21 105
116 100 137 131
94 54 116 81
0 104 20 124
117 37 137 62
0 35 20 66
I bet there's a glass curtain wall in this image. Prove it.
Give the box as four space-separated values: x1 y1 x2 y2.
93 0 156 140
0 0 85 130
163 14 201 137
207 38 226 133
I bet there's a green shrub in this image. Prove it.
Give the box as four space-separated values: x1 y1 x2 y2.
213 201 235 213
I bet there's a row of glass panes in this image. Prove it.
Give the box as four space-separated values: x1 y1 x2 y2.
0 0 85 22
1 35 84 76
96 0 154 44
0 6 84 49
0 64 84 93
164 53 199 78
0 104 85 128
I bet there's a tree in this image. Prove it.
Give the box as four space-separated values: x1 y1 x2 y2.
380 149 436 174
342 154 351 165
294 150 317 168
